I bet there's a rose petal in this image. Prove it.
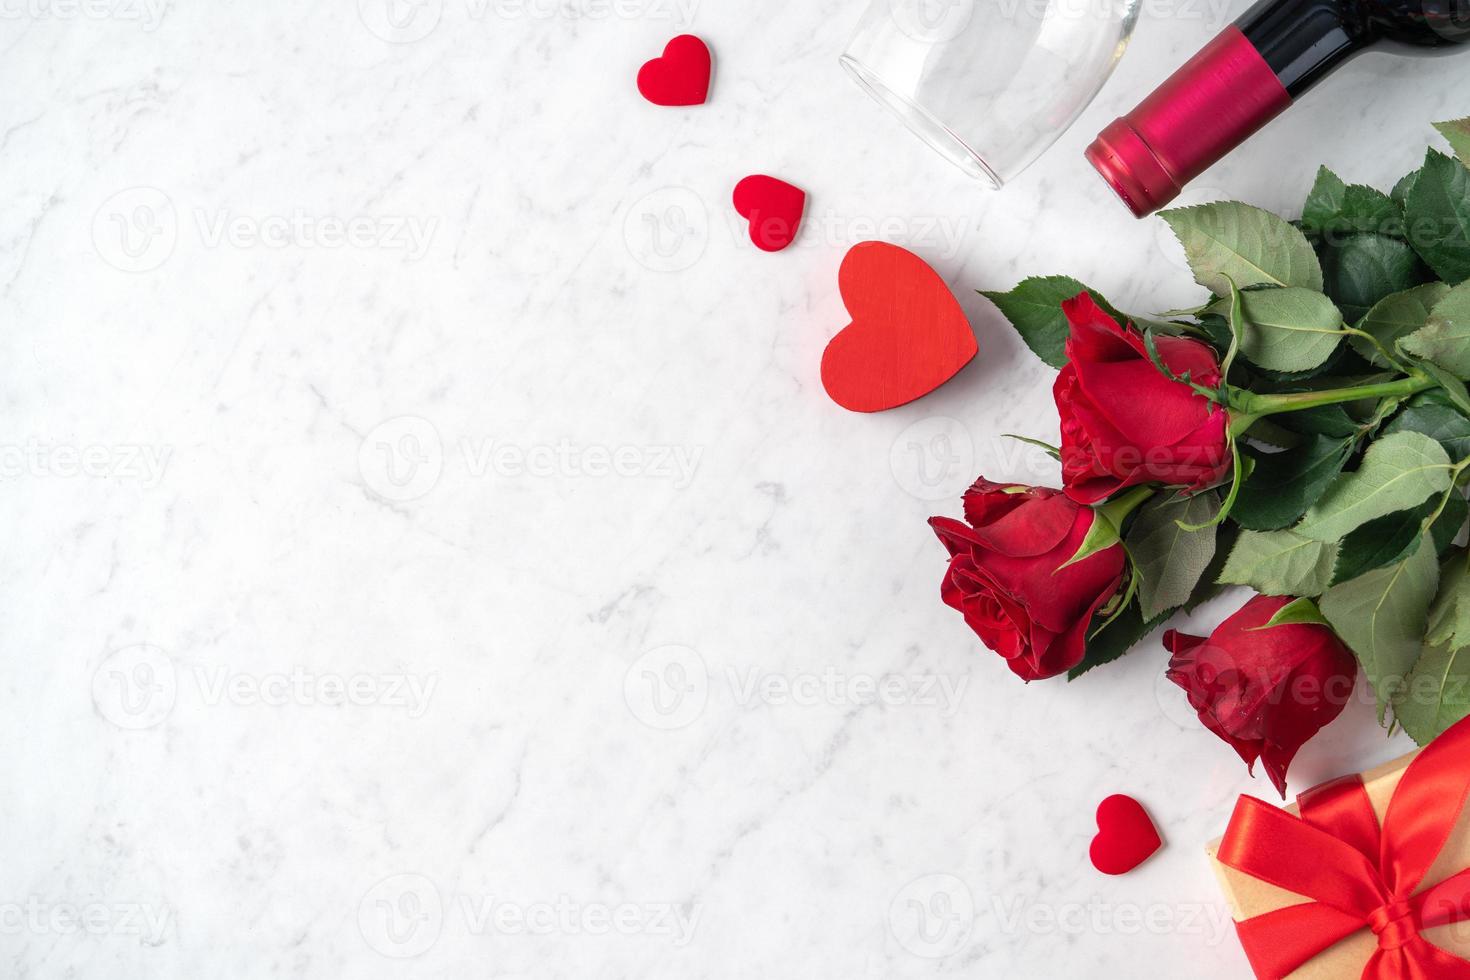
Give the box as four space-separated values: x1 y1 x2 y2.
964 488 1077 557
1075 358 1219 448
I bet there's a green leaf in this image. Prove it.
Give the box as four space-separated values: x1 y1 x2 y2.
1273 403 1363 439
1218 528 1340 597
1224 287 1344 373
1330 497 1440 585
1400 281 1470 378
1319 233 1431 323
1187 522 1239 612
1303 166 1347 229
1434 117 1470 168
1126 493 1221 620
1393 167 1422 209
1429 551 1470 650
1161 202 1323 296
1067 602 1170 681
1405 148 1470 284
1295 432 1454 542
1194 312 1235 353
1233 434 1355 531
1002 433 1062 461
1061 509 1123 569
1350 282 1450 368
980 277 1121 369
1322 538 1440 721
1389 391 1470 461
1397 642 1470 746
1262 596 1332 628
1302 167 1401 238
1436 491 1470 556
1408 354 1470 417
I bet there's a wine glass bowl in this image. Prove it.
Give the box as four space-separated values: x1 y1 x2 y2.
841 0 1142 187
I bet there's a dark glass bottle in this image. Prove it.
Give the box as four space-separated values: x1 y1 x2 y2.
1086 0 1470 217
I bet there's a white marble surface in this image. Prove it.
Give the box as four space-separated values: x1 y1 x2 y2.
2 1 1467 977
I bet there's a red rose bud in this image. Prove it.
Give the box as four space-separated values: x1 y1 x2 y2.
1164 595 1357 798
1054 293 1230 505
929 479 1125 681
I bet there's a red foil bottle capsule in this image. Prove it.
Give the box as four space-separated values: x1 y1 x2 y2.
1086 27 1292 218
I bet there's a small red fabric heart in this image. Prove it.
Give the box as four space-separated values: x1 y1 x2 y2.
733 175 806 253
637 35 711 107
1089 794 1162 875
821 241 977 412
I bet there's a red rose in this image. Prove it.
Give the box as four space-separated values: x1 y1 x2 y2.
1054 293 1230 504
929 478 1125 681
1164 595 1357 798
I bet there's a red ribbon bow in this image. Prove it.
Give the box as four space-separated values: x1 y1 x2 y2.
1217 714 1470 979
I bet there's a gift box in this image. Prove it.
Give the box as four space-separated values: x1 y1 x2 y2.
1206 717 1470 979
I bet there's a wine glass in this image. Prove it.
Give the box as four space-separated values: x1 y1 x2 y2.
841 0 1142 187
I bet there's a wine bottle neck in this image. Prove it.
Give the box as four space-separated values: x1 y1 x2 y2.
1238 0 1373 95
1084 27 1293 217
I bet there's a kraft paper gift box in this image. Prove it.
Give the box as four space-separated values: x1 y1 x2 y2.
1206 749 1470 979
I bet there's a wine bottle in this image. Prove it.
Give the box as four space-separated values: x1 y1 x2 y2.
1086 0 1470 217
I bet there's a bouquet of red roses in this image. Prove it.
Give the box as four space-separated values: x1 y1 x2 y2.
936 118 1470 796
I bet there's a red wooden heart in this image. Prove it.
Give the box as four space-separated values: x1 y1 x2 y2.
820 242 977 412
733 175 806 253
1089 794 1162 876
637 35 711 107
